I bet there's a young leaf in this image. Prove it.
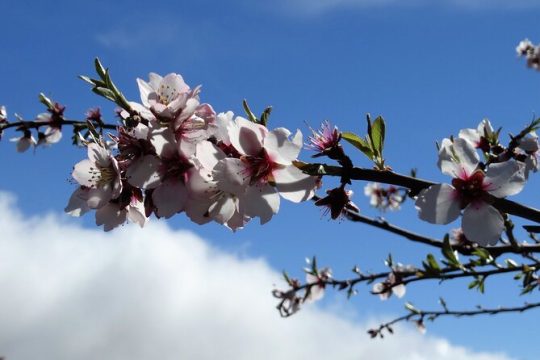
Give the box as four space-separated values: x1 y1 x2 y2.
342 131 374 159
370 116 386 155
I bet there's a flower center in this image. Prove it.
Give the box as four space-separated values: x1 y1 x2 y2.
242 150 276 185
451 170 487 206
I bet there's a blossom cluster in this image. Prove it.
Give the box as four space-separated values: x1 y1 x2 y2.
415 119 530 246
65 73 319 231
517 39 540 71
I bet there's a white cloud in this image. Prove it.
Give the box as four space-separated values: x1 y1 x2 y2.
278 0 540 15
0 192 513 360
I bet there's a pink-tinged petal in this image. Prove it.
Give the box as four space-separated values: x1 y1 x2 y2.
127 201 147 228
72 159 96 186
178 139 197 158
477 119 494 137
462 202 504 246
240 183 280 224
229 116 266 156
273 165 317 202
64 187 90 217
136 78 154 107
392 284 406 298
213 158 249 195
35 112 51 123
208 195 236 224
195 141 225 170
128 102 156 123
264 128 303 165
95 203 126 232
126 155 163 189
152 180 188 218
415 184 461 224
87 143 111 168
484 160 526 198
86 186 113 209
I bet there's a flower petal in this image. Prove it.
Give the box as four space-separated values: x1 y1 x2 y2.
64 187 90 217
95 203 126 232
228 116 265 156
273 165 317 203
213 158 249 195
152 180 188 219
415 184 461 224
462 202 504 246
240 183 280 224
438 138 479 178
126 155 163 190
484 160 526 198
264 128 303 165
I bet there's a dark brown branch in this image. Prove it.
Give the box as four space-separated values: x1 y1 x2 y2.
301 162 540 224
0 119 117 132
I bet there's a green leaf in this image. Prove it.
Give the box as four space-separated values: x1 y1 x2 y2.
423 254 441 273
441 235 460 267
259 106 272 127
92 87 116 102
242 99 258 123
94 58 107 80
370 116 385 156
38 93 54 110
342 131 374 159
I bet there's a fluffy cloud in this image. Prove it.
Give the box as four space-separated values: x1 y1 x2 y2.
0 192 513 360
277 0 540 15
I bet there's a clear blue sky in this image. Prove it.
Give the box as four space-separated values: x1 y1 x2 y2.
2 0 540 358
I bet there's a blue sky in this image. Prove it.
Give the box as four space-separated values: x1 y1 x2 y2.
2 0 540 358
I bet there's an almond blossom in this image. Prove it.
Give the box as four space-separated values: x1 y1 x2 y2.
415 137 526 246
517 131 540 176
458 118 494 152
10 129 36 152
364 182 403 211
213 115 318 224
71 141 122 209
137 72 199 122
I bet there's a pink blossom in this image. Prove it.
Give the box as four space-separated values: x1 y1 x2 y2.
306 120 341 158
10 129 37 152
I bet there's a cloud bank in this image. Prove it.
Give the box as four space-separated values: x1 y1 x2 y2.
0 192 513 360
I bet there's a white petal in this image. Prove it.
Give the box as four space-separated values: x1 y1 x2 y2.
240 183 280 224
149 126 177 158
213 158 249 195
484 160 526 198
264 128 302 165
126 155 163 189
228 116 265 156
415 184 461 224
64 187 90 217
95 203 126 232
86 186 113 209
44 127 62 144
458 128 480 146
462 202 504 246
194 141 225 170
87 143 110 168
152 180 188 218
72 159 96 186
127 201 147 228
208 195 236 224
392 284 406 298
438 138 479 178
274 165 317 203
137 78 154 108
185 197 213 225
225 211 249 231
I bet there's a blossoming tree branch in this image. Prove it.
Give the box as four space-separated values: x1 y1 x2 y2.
3 39 540 337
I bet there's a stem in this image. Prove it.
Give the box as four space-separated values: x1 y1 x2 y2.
301 162 540 224
0 119 117 132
